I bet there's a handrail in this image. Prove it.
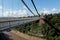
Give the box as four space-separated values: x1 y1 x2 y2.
0 19 32 23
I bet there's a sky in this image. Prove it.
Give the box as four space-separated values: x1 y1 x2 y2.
0 0 60 17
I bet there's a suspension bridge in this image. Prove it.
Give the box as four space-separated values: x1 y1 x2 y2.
0 0 60 33
0 0 60 40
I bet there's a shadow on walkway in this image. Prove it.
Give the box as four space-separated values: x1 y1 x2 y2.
0 33 12 40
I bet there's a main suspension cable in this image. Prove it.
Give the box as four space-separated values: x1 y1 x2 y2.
31 0 40 16
21 0 35 16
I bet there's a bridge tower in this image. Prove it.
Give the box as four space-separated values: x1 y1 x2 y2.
39 13 45 25
40 13 44 19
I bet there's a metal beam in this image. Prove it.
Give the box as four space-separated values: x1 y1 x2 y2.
21 0 35 16
31 0 40 16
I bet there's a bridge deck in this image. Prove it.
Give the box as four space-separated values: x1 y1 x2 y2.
0 17 40 32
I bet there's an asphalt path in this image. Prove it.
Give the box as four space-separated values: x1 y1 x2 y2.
0 32 27 40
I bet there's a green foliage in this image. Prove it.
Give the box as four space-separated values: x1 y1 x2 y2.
44 13 60 40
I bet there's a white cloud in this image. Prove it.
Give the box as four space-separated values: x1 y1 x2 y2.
51 8 57 12
40 8 51 15
51 8 60 13
1 6 60 17
0 5 3 10
40 8 60 15
0 5 28 17
3 9 28 17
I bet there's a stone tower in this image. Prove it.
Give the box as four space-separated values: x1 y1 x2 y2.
39 13 45 25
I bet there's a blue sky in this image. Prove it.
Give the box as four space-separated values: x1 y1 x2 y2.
0 0 60 17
